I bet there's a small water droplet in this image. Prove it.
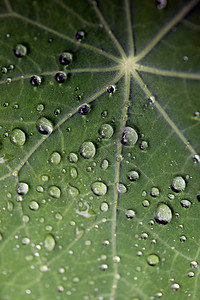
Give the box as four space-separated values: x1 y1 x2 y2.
30 75 41 86
156 0 167 10
125 209 135 219
59 52 73 65
113 256 120 263
121 127 138 146
106 85 115 94
22 214 30 223
193 155 200 163
141 233 148 240
21 237 30 245
180 199 191 208
79 141 96 159
40 265 48 272
55 212 63 220
57 285 64 293
171 176 186 193
55 72 66 83
49 151 61 164
7 200 14 212
68 152 78 162
168 193 175 200
48 186 61 199
14 44 28 57
139 140 148 150
70 167 78 179
142 200 150 207
40 174 49 182
29 200 39 211
171 283 180 292
190 261 198 268
180 235 187 242
117 183 127 194
100 202 109 212
36 103 45 112
188 271 195 278
147 254 159 266
150 187 160 197
68 185 79 197
100 264 108 271
98 124 113 139
1 67 7 74
100 159 109 170
16 182 29 195
36 117 53 135
91 182 107 196
154 203 172 225
44 233 56 251
76 30 85 41
78 104 90 115
10 128 26 146
127 170 139 181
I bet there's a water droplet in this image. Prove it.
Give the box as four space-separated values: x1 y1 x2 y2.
100 202 109 212
156 0 167 10
44 233 56 251
141 233 148 240
91 182 107 196
121 127 138 146
188 271 195 278
190 261 198 268
70 167 78 179
100 264 108 271
106 85 115 94
180 235 187 242
57 285 64 293
1 67 7 74
147 254 159 266
40 174 49 182
193 155 200 163
98 124 113 139
79 141 96 159
22 215 30 223
59 52 73 65
0 154 15 164
171 176 186 193
10 128 26 146
55 72 66 83
150 187 160 197
68 185 79 197
36 103 45 112
168 193 175 200
125 209 135 219
40 265 48 272
7 200 14 212
48 186 61 199
14 44 28 57
76 30 85 41
36 117 53 135
113 256 120 263
78 104 90 115
49 151 61 164
139 140 148 150
180 199 191 208
30 75 41 86
68 152 78 162
127 170 139 181
171 283 180 292
22 237 30 245
154 203 172 225
16 182 29 195
29 200 39 211
117 183 127 194
55 212 63 220
142 200 150 207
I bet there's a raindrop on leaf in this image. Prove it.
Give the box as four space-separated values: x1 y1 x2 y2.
59 52 73 65
121 127 138 146
36 117 53 135
154 203 172 225
16 182 29 195
171 176 186 193
147 254 159 266
30 75 41 86
98 124 113 139
79 141 96 159
14 44 28 57
44 233 56 251
10 128 26 146
55 72 66 83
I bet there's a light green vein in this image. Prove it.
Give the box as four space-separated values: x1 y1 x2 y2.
133 70 197 157
135 64 200 80
125 0 135 57
11 12 121 63
135 0 200 62
9 71 124 176
110 72 131 300
90 0 126 59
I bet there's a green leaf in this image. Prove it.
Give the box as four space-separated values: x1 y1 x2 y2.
0 0 200 299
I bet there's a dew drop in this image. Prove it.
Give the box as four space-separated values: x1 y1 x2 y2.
100 202 109 212
79 141 96 159
171 176 186 193
10 128 26 146
154 203 172 225
55 212 63 220
141 233 148 240
121 127 138 146
0 154 15 164
68 185 79 197
48 186 61 199
180 199 191 208
68 152 78 162
29 200 39 211
188 271 195 278
147 254 159 266
168 193 175 200
117 183 127 194
59 52 73 65
57 285 64 293
180 235 187 242
91 182 107 196
16 182 29 195
7 200 14 212
142 200 150 207
22 237 30 245
106 85 115 94
100 264 108 271
78 104 90 115
125 209 135 219
193 155 200 163
127 170 139 181
14 44 27 57
41 174 49 182
22 214 30 223
36 117 53 135
1 67 7 74
150 187 160 197
76 30 85 41
55 72 66 83
98 124 113 139
101 159 109 170
44 234 56 251
30 75 41 86
70 167 78 179
139 140 148 150
190 261 198 268
113 256 120 263
40 265 48 272
171 283 180 292
156 0 167 10
50 151 61 164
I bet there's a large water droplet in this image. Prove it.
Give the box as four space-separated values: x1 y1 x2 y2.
79 141 96 159
16 182 29 195
36 117 53 135
48 186 61 199
49 152 61 164
14 44 27 57
147 254 159 266
121 127 138 146
171 176 186 192
180 199 191 208
117 183 127 194
91 182 107 196
10 128 26 146
127 170 139 181
154 203 172 225
44 233 56 251
55 72 66 83
125 209 135 219
59 52 73 65
98 124 113 139
30 75 41 86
